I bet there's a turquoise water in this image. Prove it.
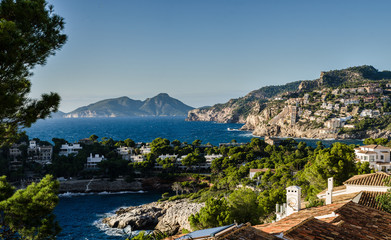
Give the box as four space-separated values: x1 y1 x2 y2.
26 117 363 239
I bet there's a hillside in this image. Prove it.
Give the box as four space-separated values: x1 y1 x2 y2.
187 81 302 123
64 93 193 118
188 65 391 139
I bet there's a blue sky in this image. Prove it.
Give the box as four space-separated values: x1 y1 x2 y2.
30 0 391 112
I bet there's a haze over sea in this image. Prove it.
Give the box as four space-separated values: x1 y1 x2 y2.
25 117 362 240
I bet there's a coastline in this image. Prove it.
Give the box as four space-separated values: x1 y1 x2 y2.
102 198 204 235
59 177 172 193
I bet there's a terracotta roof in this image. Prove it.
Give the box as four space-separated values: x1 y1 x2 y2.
353 191 388 211
254 202 347 234
283 217 354 240
262 201 391 240
361 144 390 150
215 223 279 240
343 172 391 186
357 150 376 154
330 201 391 239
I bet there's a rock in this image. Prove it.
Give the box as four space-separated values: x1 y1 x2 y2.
103 199 204 234
155 200 204 235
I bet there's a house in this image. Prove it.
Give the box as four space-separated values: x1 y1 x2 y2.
254 179 391 239
59 143 82 156
342 98 359 106
317 173 391 201
204 154 223 166
354 145 391 172
140 145 151 154
27 141 53 164
85 153 106 169
116 146 132 160
130 155 145 163
360 109 380 118
38 145 53 164
158 154 178 160
264 137 282 146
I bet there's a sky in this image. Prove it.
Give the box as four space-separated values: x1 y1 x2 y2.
30 0 391 112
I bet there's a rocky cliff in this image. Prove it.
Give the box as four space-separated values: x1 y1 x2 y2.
187 104 248 123
187 81 302 123
103 199 204 235
190 65 391 140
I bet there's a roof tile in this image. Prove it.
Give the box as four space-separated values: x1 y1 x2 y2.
343 172 391 186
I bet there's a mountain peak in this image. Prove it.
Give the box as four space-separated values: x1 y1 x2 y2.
64 94 194 118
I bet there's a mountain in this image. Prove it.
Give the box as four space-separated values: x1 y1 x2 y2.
187 80 302 123
49 111 66 119
64 93 193 118
140 93 194 116
187 65 391 139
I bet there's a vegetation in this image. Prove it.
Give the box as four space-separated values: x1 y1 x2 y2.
0 175 61 239
0 0 67 146
376 175 391 214
0 0 66 239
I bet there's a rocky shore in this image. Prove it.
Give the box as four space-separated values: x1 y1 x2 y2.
103 199 204 235
59 177 172 193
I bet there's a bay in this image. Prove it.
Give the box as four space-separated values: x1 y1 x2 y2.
25 116 362 148
25 116 363 240
55 192 161 240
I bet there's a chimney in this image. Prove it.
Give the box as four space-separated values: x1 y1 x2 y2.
326 177 333 205
286 186 301 217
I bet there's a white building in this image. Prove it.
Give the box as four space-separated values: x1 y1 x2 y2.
360 109 381 118
116 146 132 160
158 154 178 160
355 145 391 172
204 154 223 166
140 146 151 154
130 155 145 163
27 141 53 164
59 143 82 156
85 153 106 169
317 172 391 200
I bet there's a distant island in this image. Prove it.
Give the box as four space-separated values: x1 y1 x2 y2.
187 65 391 140
55 93 194 118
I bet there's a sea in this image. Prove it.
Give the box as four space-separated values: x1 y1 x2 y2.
24 116 363 240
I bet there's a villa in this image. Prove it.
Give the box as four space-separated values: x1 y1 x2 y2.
59 143 82 156
354 145 391 172
85 153 106 169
